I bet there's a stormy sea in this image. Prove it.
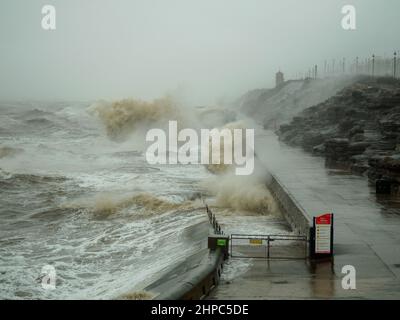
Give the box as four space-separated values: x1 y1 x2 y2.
0 99 285 299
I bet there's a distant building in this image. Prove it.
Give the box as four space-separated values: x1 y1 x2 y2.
275 70 284 87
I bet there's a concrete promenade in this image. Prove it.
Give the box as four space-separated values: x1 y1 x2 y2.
209 130 400 299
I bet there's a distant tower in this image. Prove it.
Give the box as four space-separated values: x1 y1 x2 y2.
275 70 284 87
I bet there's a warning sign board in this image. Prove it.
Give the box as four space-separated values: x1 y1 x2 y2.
249 239 263 245
315 213 333 254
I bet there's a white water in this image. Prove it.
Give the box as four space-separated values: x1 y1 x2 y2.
0 100 286 299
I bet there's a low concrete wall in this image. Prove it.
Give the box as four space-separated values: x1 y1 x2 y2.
268 174 313 238
147 248 225 300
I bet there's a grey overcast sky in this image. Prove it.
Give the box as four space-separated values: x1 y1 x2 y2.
0 0 399 105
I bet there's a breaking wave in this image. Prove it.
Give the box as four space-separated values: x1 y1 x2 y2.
202 172 278 215
64 192 196 217
205 121 247 175
0 146 24 159
0 169 66 185
24 118 55 128
18 108 54 119
88 96 183 140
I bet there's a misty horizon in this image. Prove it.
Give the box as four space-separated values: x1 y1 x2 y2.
1 0 399 105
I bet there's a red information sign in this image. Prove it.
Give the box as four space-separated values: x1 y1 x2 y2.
315 213 333 254
316 213 332 225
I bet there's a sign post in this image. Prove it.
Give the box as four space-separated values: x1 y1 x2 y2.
310 213 334 259
208 235 229 259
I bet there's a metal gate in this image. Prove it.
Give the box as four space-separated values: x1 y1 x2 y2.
230 234 308 259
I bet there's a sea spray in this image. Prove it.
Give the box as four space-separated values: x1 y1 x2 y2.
205 121 248 174
201 171 278 215
88 96 185 140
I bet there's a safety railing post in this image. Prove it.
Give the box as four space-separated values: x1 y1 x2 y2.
230 235 233 257
305 237 307 259
265 240 267 259
205 202 226 237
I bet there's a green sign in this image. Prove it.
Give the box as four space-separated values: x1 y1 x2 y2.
217 239 227 246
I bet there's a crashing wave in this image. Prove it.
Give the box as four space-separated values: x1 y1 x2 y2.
88 96 184 140
64 192 196 217
201 172 278 215
0 146 24 159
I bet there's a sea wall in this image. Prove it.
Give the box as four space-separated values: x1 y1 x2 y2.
268 174 313 238
157 248 224 300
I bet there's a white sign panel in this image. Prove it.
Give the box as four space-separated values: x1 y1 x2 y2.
315 213 332 254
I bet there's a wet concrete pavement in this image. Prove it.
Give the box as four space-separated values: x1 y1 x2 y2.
209 130 400 299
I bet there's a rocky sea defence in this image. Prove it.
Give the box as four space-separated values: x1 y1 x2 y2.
277 76 400 194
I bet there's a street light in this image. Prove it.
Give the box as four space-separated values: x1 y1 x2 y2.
372 54 375 77
342 58 346 74
355 56 359 74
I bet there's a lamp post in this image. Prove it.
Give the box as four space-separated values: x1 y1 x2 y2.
372 54 375 77
355 56 359 74
342 58 346 74
394 52 397 78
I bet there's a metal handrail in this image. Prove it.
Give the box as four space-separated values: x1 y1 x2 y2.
230 233 308 259
230 233 307 240
204 202 224 235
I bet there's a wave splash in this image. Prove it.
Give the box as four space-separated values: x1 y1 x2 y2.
63 192 197 218
88 96 182 141
202 172 278 215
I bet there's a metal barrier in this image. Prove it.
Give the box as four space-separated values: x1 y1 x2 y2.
205 204 224 235
203 201 308 260
230 234 308 260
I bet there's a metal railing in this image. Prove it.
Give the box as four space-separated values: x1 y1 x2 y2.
202 199 308 259
205 204 224 235
291 52 400 81
230 233 308 260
